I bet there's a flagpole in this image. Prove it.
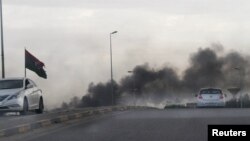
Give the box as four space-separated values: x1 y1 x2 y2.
0 0 5 78
24 48 26 78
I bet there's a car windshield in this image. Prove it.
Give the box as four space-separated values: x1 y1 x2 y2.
0 80 23 89
200 89 222 94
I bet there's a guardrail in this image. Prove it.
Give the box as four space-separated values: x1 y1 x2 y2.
0 106 154 138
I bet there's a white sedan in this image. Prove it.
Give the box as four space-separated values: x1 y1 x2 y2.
196 88 226 107
0 78 44 115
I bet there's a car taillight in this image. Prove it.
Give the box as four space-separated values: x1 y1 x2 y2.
198 95 202 99
220 94 224 99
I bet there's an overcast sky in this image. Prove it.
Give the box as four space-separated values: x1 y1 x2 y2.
1 0 250 108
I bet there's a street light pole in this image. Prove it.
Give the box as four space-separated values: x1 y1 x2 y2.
0 0 5 78
110 31 117 105
128 70 136 106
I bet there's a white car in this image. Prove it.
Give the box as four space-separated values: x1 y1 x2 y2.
196 88 226 107
0 78 44 115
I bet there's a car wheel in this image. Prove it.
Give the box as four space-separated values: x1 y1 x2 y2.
35 98 44 114
20 98 29 115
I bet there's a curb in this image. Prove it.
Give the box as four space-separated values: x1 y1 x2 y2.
0 106 151 138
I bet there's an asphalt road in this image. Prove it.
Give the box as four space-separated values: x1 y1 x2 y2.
3 108 250 141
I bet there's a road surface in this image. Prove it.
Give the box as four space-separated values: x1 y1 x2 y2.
2 108 250 141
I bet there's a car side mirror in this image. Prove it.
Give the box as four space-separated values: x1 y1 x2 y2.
26 84 33 89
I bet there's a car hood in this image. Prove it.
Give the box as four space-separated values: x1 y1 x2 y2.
0 88 24 96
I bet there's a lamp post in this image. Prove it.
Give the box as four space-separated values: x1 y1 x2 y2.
110 31 117 105
234 67 243 108
128 70 136 106
0 0 5 78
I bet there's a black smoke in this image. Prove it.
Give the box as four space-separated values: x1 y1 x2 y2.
77 45 250 107
78 81 119 107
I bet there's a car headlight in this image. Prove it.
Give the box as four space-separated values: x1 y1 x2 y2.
8 92 22 100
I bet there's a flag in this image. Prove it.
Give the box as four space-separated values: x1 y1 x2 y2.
25 49 47 79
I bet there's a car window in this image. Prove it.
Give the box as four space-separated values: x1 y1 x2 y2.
0 80 23 89
200 89 222 94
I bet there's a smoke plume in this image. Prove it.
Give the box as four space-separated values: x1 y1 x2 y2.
77 45 250 108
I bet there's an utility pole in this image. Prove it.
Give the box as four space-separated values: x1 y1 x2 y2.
110 31 117 105
0 0 5 78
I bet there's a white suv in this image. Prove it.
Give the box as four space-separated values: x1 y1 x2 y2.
196 88 226 107
0 78 44 115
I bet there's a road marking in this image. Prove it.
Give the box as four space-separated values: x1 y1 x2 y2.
40 120 52 127
9 111 132 141
74 113 82 119
59 115 69 122
18 124 31 133
0 107 138 138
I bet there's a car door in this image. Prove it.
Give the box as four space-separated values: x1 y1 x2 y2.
25 79 35 109
29 79 40 108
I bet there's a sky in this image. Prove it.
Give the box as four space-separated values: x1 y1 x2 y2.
1 0 250 108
